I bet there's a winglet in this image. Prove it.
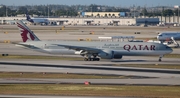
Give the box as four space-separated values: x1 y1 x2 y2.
16 20 40 42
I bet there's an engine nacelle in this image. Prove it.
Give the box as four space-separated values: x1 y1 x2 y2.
113 54 123 59
74 50 83 55
98 51 113 59
98 50 122 59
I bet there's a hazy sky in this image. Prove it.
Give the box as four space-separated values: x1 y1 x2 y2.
1 0 180 7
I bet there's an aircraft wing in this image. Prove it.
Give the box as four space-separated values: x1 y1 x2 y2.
53 44 101 54
16 43 40 49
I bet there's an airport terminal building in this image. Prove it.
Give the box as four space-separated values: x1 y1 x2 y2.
1 11 180 26
0 16 159 26
0 12 160 26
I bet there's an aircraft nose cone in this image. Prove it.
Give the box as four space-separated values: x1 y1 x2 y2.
157 36 159 40
169 48 173 53
167 47 173 54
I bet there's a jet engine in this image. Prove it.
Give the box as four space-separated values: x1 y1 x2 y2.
113 54 123 59
74 50 83 55
98 50 122 59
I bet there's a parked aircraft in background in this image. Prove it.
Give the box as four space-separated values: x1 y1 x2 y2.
26 13 49 25
157 32 180 41
16 20 172 61
156 32 180 48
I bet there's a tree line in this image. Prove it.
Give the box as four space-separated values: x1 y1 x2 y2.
0 4 179 17
141 7 180 17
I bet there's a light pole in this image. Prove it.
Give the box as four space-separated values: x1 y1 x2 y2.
5 6 7 17
174 13 175 23
174 5 179 25
133 5 135 18
91 7 93 17
161 7 163 25
48 5 49 18
178 7 179 24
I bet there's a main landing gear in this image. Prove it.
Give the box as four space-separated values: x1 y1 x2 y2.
83 54 100 61
158 55 163 62
84 58 100 61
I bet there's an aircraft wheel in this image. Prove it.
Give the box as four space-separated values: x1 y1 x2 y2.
87 58 92 61
93 58 96 61
84 58 88 61
84 58 100 61
159 55 163 62
159 59 162 62
93 58 100 61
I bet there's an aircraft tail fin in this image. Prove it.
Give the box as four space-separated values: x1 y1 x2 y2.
26 12 34 23
16 20 40 42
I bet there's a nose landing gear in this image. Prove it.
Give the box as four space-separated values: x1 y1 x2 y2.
158 55 164 62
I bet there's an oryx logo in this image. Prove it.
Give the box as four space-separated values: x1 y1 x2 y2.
17 22 35 42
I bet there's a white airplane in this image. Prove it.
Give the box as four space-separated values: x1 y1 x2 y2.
157 32 180 41
26 13 49 25
16 20 172 62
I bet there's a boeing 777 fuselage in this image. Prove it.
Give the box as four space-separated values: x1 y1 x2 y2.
18 40 172 61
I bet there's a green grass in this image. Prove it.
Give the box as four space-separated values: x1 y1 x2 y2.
164 54 180 58
112 64 180 69
0 84 179 97
0 72 130 79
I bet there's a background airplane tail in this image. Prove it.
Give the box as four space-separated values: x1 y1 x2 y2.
16 20 40 42
26 12 34 23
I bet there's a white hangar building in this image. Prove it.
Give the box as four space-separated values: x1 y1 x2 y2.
0 16 159 26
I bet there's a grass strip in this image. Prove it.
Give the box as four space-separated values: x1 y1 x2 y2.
112 64 180 69
164 54 180 58
0 84 179 97
0 72 131 79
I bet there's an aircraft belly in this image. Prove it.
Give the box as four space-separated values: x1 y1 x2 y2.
44 49 75 55
31 49 49 53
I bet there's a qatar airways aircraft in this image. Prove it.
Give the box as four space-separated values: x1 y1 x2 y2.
16 20 172 61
